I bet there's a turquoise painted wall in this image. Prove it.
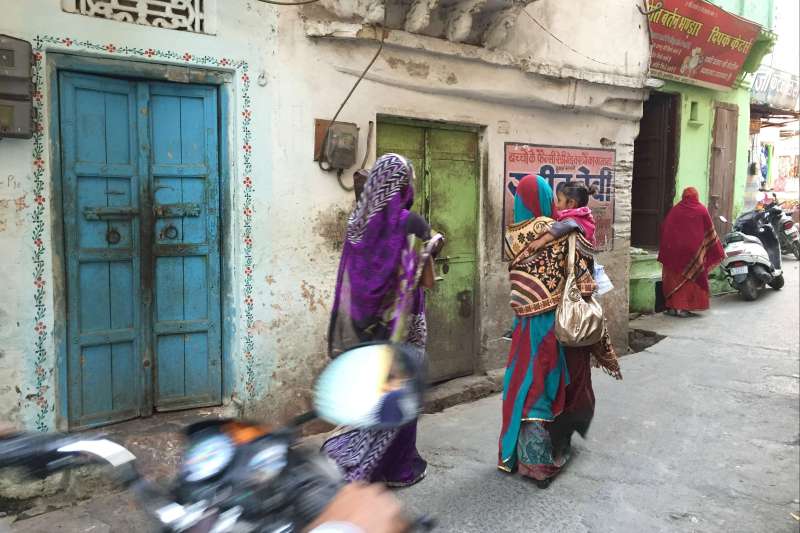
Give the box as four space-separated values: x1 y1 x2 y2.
659 80 752 217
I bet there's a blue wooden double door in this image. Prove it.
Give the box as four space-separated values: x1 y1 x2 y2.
59 72 223 429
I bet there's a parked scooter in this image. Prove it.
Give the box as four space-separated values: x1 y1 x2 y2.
0 343 435 532
761 193 800 260
719 210 784 301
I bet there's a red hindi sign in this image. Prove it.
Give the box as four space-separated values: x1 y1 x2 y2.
646 0 761 91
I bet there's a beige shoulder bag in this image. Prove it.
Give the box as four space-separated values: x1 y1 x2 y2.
555 233 605 347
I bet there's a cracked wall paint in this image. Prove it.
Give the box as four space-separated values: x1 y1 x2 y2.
0 0 649 431
0 0 279 431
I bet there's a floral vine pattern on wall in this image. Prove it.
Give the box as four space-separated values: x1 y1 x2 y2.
30 35 256 431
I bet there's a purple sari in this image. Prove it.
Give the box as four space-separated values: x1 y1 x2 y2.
322 153 428 488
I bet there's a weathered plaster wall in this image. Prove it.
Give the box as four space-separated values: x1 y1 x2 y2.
0 0 279 430
505 0 651 85
267 2 647 387
0 0 648 431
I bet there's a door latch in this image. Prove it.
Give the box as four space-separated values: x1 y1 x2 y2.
153 203 201 218
435 255 451 275
83 206 139 221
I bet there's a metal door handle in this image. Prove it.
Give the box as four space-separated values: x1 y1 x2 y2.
83 206 139 221
435 255 450 274
153 203 201 218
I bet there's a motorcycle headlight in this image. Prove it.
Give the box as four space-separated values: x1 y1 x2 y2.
182 434 235 482
247 441 288 483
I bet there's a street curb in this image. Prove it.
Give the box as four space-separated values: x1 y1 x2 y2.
423 370 505 414
298 369 505 450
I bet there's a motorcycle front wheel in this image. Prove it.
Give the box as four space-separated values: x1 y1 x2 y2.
738 277 759 301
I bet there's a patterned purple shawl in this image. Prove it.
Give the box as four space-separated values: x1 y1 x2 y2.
328 154 415 355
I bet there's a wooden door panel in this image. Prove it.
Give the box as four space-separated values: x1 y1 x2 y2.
374 123 426 213
60 72 142 429
377 121 478 382
149 84 222 410
710 105 738 236
61 74 223 428
632 93 678 249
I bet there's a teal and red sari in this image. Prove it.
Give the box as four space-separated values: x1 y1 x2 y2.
498 175 574 481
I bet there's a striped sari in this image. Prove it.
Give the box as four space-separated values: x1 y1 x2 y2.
498 175 570 480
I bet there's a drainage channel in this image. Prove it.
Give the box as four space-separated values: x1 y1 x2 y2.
628 328 667 353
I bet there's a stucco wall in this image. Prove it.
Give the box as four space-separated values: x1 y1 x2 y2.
273 4 648 380
0 1 649 431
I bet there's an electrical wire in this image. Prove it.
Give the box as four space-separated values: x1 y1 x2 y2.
639 0 656 75
360 121 374 169
324 26 386 140
522 9 616 67
319 21 387 192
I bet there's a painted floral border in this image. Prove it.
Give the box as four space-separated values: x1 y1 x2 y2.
30 35 256 430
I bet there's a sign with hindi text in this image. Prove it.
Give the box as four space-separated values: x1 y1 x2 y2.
751 66 800 112
646 0 761 91
503 143 616 255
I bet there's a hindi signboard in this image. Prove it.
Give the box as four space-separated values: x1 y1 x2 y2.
646 0 761 91
503 143 616 256
751 66 800 113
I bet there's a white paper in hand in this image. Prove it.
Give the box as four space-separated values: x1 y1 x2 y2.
594 263 614 296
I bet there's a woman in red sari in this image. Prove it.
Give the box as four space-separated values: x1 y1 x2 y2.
658 187 725 317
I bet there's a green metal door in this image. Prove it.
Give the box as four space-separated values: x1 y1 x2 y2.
377 120 478 381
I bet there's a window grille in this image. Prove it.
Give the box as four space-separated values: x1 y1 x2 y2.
61 0 217 35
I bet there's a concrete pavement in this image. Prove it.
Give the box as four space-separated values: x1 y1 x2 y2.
5 264 799 532
400 262 800 532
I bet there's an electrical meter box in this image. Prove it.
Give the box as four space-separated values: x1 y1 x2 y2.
0 34 33 139
323 122 358 170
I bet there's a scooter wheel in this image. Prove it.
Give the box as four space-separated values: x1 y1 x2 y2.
768 275 785 290
793 242 800 261
738 277 759 301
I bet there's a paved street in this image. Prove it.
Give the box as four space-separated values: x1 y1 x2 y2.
401 262 800 532
6 263 800 532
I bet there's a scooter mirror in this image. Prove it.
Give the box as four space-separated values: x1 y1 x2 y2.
313 343 425 430
719 215 728 223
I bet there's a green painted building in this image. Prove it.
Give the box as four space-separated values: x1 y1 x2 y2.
629 0 776 313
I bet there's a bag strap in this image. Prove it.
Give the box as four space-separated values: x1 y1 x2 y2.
566 232 577 273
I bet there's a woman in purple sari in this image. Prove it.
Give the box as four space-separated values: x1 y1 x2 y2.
322 153 432 488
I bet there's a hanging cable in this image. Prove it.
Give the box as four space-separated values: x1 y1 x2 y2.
637 2 662 16
319 19 388 193
360 120 374 169
321 23 387 152
336 169 353 191
522 9 616 67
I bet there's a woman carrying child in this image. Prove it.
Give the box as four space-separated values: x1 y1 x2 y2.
499 177 621 488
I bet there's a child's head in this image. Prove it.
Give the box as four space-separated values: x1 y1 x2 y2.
556 182 598 210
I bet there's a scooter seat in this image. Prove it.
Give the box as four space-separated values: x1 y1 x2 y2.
725 232 761 246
